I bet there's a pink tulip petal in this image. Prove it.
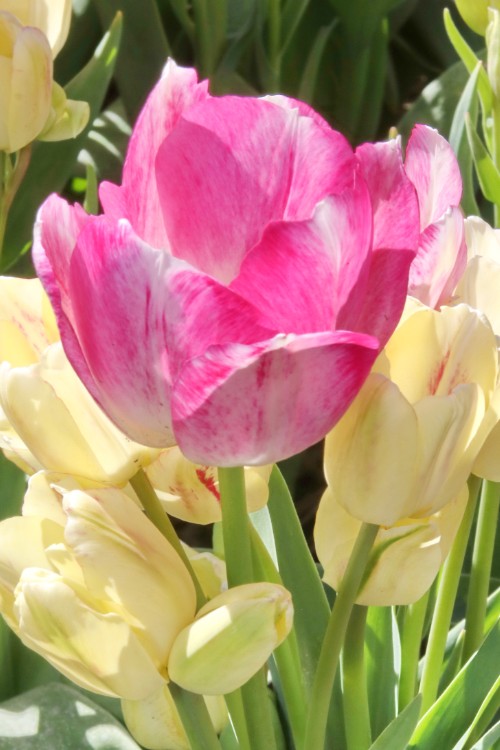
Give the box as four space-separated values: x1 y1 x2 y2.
99 60 209 248
409 207 467 308
338 246 416 348
172 331 379 466
356 137 420 252
404 125 462 229
66 217 272 447
230 177 373 333
156 96 354 283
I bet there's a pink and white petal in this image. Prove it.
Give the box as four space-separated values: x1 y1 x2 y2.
172 331 379 466
355 137 420 252
409 207 467 308
230 178 373 333
100 60 209 249
337 246 416 349
263 94 335 135
404 125 462 229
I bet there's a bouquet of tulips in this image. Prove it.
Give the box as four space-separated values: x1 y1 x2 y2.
0 1 498 749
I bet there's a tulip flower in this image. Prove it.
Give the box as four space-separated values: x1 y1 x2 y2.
315 485 468 605
145 447 271 523
122 685 227 750
0 0 72 57
0 11 52 153
0 480 196 700
0 276 159 483
168 582 293 695
455 0 500 36
34 60 421 466
321 302 497 528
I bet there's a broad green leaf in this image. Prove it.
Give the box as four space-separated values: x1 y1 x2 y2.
93 0 170 120
0 683 139 749
465 114 500 205
448 62 480 215
369 695 422 750
468 719 500 749
443 9 493 116
452 678 500 750
2 13 123 272
409 620 500 749
365 607 401 738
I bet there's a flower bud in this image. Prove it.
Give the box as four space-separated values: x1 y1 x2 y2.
0 11 52 153
0 0 72 57
168 582 293 695
122 685 228 750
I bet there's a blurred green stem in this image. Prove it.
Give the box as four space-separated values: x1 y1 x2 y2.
192 0 213 76
342 605 371 750
130 469 206 608
268 0 281 90
303 522 379 750
218 466 278 750
398 591 430 710
419 475 482 714
462 479 500 662
0 146 31 264
492 99 500 227
169 683 223 750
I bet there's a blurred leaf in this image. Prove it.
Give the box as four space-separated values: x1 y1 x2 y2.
328 0 405 49
448 62 480 215
409 620 500 749
77 99 131 185
282 0 312 53
156 0 195 39
0 453 25 521
298 22 336 103
2 13 123 272
54 1 101 84
83 164 98 215
0 683 139 749
369 695 422 750
465 114 500 205
93 0 170 120
365 607 401 739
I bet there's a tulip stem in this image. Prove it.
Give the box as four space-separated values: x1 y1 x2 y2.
419 475 481 715
0 147 31 264
398 591 430 710
169 683 223 750
218 466 279 750
342 605 371 750
130 469 206 608
462 479 500 662
302 522 379 750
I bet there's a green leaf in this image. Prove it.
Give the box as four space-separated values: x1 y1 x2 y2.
365 607 401 739
281 0 312 54
448 62 480 215
443 9 492 116
409 619 500 749
468 718 500 750
369 695 422 750
328 0 404 50
0 453 26 521
0 683 139 749
77 99 131 186
298 22 336 103
465 114 500 205
93 0 170 120
2 13 123 272
452 678 500 750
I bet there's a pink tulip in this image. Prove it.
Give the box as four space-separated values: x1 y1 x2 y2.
34 60 420 466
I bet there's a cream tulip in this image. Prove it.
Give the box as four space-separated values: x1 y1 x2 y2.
0 0 72 57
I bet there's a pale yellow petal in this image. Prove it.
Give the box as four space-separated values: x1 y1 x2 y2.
0 277 58 366
454 257 500 335
0 0 71 57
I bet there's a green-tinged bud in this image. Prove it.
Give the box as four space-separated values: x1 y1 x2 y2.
487 8 500 98
183 545 227 600
39 81 89 142
456 0 500 36
168 582 293 695
122 685 228 750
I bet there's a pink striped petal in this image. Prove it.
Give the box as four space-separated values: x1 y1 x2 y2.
409 207 467 308
356 137 420 252
230 177 373 333
404 125 462 229
99 60 209 248
172 331 379 466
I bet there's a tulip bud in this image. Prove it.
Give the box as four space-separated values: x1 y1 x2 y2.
0 0 72 57
0 11 52 153
146 447 271 524
487 8 500 99
168 582 293 695
183 545 227 600
122 685 228 750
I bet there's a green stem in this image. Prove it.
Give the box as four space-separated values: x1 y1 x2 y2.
342 605 371 750
169 683 223 750
267 0 281 90
192 0 213 76
419 476 481 715
492 98 500 227
224 690 251 750
398 591 430 710
462 479 500 662
303 522 379 750
218 466 278 750
129 469 206 608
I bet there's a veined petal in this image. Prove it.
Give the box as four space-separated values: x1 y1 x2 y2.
404 125 462 229
172 331 379 466
100 59 209 248
355 137 420 252
409 207 467 308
